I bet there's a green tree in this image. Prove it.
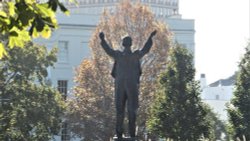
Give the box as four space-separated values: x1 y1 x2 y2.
0 0 70 58
206 108 230 141
0 43 66 140
67 1 171 140
227 43 250 140
147 44 212 141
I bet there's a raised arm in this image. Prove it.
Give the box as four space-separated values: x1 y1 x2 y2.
99 32 117 58
139 30 157 58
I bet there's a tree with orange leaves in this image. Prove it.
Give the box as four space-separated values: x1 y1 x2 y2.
67 1 172 140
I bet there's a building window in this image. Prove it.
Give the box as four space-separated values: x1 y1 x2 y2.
58 41 69 63
57 80 68 100
61 122 70 141
216 95 220 100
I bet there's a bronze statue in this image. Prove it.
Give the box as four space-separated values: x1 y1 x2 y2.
99 30 157 140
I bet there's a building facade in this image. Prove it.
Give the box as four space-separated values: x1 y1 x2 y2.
200 74 235 121
35 1 195 140
36 0 195 95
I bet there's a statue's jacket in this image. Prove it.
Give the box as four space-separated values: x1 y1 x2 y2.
100 36 153 89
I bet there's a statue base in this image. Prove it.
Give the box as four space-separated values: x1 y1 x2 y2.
112 136 138 141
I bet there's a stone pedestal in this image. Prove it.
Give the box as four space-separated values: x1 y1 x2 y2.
113 136 138 141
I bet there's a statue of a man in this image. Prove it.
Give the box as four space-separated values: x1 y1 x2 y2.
99 30 157 140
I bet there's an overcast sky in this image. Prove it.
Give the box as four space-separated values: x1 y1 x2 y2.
179 0 250 84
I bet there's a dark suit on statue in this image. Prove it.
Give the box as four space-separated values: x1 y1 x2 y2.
99 31 156 139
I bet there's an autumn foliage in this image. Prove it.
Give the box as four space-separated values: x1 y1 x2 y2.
67 1 172 140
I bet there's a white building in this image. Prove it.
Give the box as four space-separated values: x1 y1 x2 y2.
36 0 195 97
200 74 235 121
35 0 195 140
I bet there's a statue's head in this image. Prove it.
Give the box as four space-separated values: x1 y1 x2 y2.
122 36 132 48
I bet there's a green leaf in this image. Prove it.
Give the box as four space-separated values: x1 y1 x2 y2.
25 0 36 4
58 3 68 12
48 0 58 12
32 27 39 38
51 3 58 12
37 4 55 18
19 13 32 26
64 11 70 16
58 3 70 16
0 42 7 58
36 17 45 32
10 31 18 36
0 17 10 26
9 27 31 48
9 36 22 48
8 2 15 17
19 29 31 42
0 11 7 18
41 25 51 39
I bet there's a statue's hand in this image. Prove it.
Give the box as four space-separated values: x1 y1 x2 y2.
99 32 105 40
150 30 157 38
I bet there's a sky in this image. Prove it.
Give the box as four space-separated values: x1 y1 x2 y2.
179 0 250 84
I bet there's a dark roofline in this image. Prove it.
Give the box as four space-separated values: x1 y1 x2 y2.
209 73 237 87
